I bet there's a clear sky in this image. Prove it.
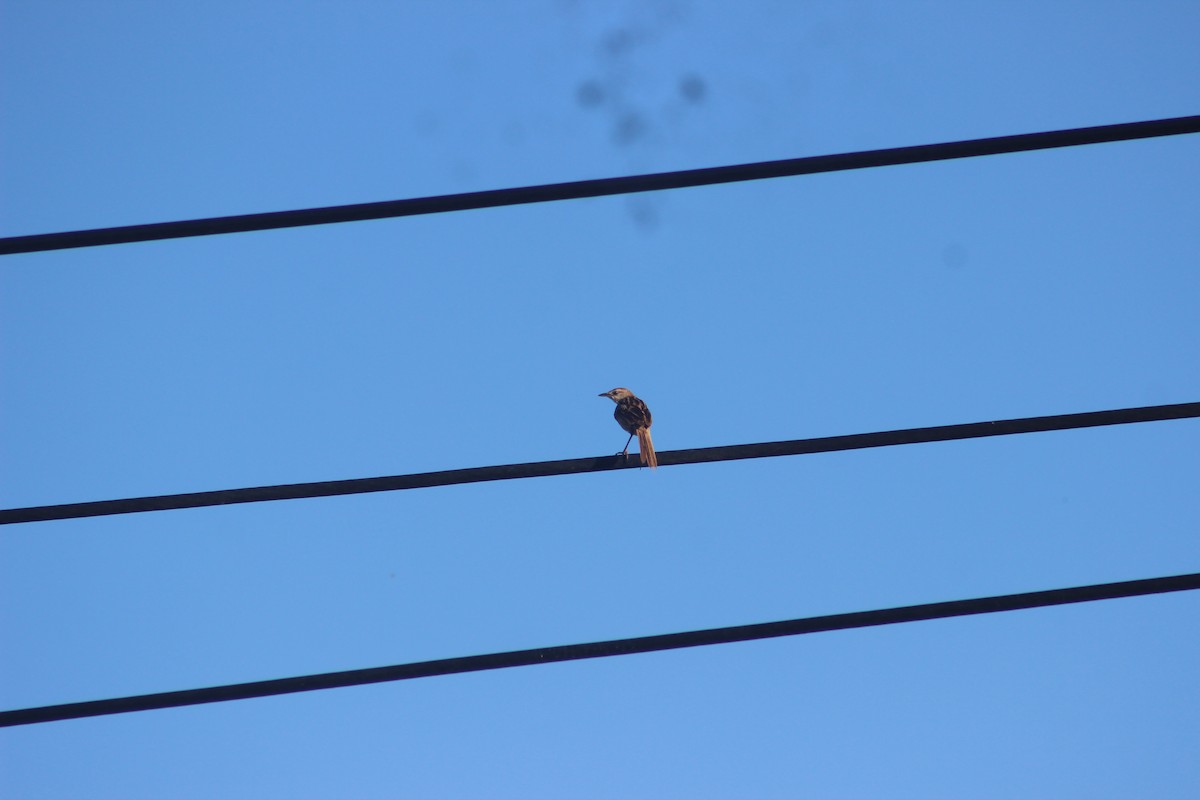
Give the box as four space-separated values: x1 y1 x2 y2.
2 1 1198 797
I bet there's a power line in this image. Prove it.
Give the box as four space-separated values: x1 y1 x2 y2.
2 571 1195 728
2 401 1196 526
2 115 1197 256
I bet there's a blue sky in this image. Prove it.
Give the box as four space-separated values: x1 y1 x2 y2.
2 1 1198 797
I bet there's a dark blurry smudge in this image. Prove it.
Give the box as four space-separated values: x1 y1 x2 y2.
576 79 606 108
679 73 706 104
602 27 642 56
613 109 648 146
627 197 659 231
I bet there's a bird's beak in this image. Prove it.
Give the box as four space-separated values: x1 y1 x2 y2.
598 391 609 398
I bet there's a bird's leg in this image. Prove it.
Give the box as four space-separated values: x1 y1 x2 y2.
619 432 635 456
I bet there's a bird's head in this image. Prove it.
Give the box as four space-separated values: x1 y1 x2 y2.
599 387 634 402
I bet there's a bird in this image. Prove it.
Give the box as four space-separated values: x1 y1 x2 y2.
599 387 657 468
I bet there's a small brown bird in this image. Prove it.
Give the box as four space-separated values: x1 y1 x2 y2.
599 387 657 468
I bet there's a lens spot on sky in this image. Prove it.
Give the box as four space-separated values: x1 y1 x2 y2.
627 197 659 231
576 79 606 108
602 27 641 56
679 74 706 104
613 110 648 145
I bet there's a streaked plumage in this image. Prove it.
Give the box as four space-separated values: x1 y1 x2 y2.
598 387 657 469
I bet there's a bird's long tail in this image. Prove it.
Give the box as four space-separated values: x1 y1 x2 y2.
637 428 657 469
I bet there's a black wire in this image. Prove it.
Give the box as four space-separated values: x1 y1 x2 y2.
2 115 1197 256
2 571 1196 728
2 401 1196 526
